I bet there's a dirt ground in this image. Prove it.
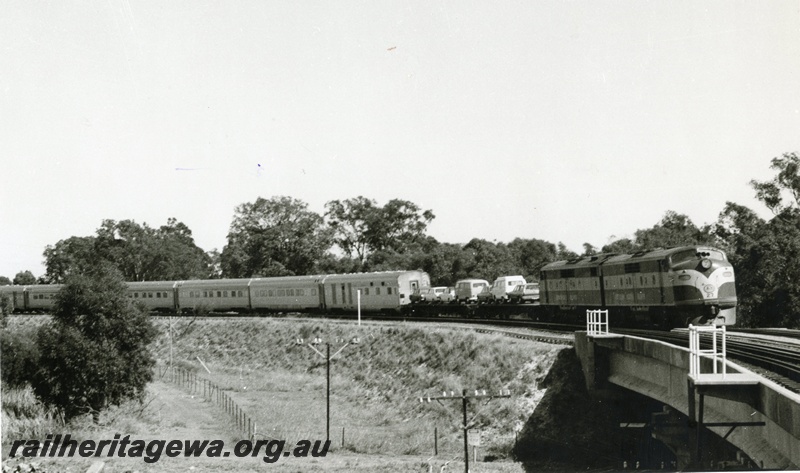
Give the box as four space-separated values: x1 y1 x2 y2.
4 380 524 473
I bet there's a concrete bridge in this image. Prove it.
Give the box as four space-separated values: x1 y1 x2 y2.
574 330 800 469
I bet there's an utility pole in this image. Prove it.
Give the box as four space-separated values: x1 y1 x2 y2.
297 336 360 441
420 389 511 473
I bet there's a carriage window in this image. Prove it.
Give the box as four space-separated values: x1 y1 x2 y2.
157 292 161 298
311 288 317 296
278 289 285 297
376 288 381 295
364 288 370 296
388 287 393 295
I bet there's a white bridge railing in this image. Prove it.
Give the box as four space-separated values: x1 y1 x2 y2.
586 309 609 336
689 324 727 379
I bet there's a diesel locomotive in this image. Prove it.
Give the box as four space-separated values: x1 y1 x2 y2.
539 245 736 327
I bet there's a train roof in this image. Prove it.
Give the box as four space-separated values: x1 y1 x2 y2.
541 253 616 271
321 270 427 282
540 245 727 271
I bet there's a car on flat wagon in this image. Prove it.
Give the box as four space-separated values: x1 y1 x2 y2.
508 283 540 304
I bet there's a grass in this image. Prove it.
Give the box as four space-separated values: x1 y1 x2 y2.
3 314 563 471
151 317 562 458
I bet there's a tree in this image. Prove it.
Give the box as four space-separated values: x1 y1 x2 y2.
461 239 521 282
13 270 36 285
601 237 637 254
44 219 211 283
733 209 800 327
153 218 212 280
0 276 11 286
221 196 333 277
325 197 435 268
507 238 558 280
634 211 710 249
324 196 377 264
31 265 157 422
43 236 98 283
750 152 800 214
710 202 765 261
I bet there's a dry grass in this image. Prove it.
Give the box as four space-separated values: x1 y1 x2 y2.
151 317 562 459
3 314 562 471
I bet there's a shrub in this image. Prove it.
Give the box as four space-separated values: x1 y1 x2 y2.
0 330 39 388
30 265 157 422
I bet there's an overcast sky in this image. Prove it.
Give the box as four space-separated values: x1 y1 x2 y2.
2 1 799 279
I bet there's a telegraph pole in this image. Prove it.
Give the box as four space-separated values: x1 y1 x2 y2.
297 337 360 441
420 389 511 473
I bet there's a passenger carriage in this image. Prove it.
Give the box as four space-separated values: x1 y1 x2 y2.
321 270 430 313
25 284 63 312
127 281 178 311
249 275 324 312
0 285 26 312
178 279 251 313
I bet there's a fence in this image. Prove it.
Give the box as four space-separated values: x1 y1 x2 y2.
586 309 609 335
688 324 727 379
164 366 258 441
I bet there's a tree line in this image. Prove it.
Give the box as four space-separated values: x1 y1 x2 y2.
2 153 799 327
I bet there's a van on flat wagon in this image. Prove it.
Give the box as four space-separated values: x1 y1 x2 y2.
490 275 527 301
455 279 490 303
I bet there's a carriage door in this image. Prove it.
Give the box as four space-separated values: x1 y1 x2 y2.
410 280 419 290
347 283 353 306
318 283 326 309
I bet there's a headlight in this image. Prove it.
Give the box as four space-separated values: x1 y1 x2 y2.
701 259 712 269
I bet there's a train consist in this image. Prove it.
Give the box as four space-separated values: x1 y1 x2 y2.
0 245 736 329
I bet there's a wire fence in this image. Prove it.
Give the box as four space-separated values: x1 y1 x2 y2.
162 365 258 441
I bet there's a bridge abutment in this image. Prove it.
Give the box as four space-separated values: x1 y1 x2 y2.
574 331 800 470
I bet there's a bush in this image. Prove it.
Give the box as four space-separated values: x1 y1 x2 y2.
30 265 157 422
0 329 39 388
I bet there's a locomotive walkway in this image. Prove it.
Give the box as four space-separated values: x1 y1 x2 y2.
574 317 800 470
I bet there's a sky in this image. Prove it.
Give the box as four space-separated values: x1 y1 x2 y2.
2 1 799 280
